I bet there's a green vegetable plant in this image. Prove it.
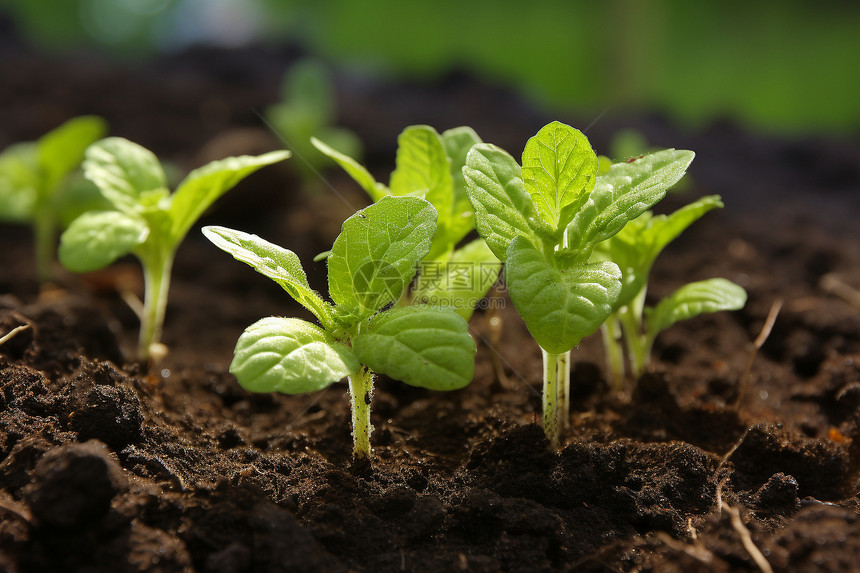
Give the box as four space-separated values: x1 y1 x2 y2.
202 195 476 460
312 124 501 319
463 120 694 449
0 116 108 282
591 195 747 387
58 137 289 361
266 59 362 186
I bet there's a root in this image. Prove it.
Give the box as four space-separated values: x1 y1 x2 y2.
0 324 30 347
735 298 782 406
820 273 860 309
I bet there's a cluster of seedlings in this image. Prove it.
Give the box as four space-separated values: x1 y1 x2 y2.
0 117 746 459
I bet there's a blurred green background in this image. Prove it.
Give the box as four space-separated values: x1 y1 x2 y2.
1 0 858 134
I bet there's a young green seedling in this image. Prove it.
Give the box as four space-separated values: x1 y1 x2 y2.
202 195 476 460
463 121 694 449
0 116 108 282
591 195 747 386
58 137 288 361
312 124 501 319
266 58 362 186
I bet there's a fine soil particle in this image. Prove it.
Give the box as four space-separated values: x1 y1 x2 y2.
1 39 859 572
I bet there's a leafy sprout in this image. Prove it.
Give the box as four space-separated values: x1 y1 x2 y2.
266 58 362 187
0 116 108 282
312 124 501 319
203 195 476 460
463 121 694 449
58 137 289 362
592 195 747 386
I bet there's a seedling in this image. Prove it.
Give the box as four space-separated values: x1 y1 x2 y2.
591 195 747 386
312 124 501 319
266 59 362 186
58 137 288 361
463 121 694 449
0 116 108 281
203 195 476 460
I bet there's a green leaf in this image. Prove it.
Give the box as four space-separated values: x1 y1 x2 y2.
38 116 107 194
311 136 389 201
230 317 359 394
59 210 148 272
201 226 333 328
389 127 453 257
412 238 501 320
521 121 597 234
463 144 540 261
637 195 723 262
505 235 621 354
83 137 167 214
595 195 724 309
647 278 747 336
353 306 476 390
563 148 695 259
441 126 482 245
442 126 482 201
0 143 39 221
56 173 115 228
169 150 289 243
328 195 437 318
389 126 452 201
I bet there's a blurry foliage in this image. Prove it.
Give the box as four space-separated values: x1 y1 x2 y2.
1 0 858 133
265 59 362 187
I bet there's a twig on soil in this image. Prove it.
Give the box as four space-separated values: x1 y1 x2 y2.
735 298 782 406
820 273 860 309
721 498 774 573
0 313 33 347
715 426 751 513
713 453 774 573
655 532 713 566
0 323 30 347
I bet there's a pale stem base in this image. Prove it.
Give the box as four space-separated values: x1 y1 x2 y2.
556 351 571 429
348 367 375 459
601 316 626 389
542 348 560 450
618 289 650 379
138 254 174 362
618 307 648 378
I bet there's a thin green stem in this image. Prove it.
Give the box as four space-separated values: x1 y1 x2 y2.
348 366 375 459
556 350 570 429
138 253 174 362
618 305 648 379
601 315 625 389
641 327 659 372
541 348 560 451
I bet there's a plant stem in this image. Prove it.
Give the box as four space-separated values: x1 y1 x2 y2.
601 315 625 389
541 348 560 450
556 350 570 429
348 366 375 459
618 305 648 379
138 253 174 362
33 209 55 283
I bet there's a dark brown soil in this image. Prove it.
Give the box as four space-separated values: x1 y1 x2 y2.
1 32 860 572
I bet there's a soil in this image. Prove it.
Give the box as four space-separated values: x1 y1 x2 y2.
2 28 860 573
